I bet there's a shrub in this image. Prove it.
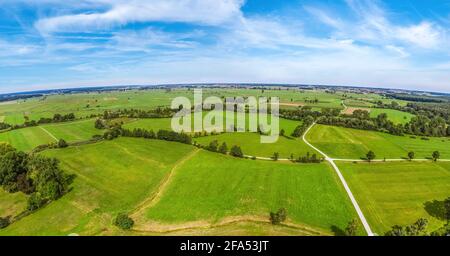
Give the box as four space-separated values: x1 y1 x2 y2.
230 145 244 158
114 213 134 230
0 216 10 229
57 139 68 148
270 208 287 225
27 193 45 211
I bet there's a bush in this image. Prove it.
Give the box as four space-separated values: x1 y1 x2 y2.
57 139 68 148
270 208 287 225
114 213 134 230
230 145 244 158
27 193 45 211
0 216 10 229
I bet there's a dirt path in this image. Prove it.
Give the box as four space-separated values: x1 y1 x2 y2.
131 215 328 236
130 148 200 216
302 123 374 236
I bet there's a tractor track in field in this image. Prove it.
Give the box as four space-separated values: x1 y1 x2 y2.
130 148 200 216
131 215 329 236
39 126 58 141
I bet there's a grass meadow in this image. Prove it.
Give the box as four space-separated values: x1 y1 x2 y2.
0 119 101 151
338 161 450 234
140 150 360 235
0 138 194 235
369 108 415 124
306 124 450 159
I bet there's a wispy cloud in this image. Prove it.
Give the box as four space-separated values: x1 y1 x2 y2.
35 0 244 34
0 0 449 93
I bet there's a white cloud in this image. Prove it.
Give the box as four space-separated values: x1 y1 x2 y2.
35 0 244 34
309 0 446 50
396 22 442 48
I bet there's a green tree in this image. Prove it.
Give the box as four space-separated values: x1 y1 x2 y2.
432 151 440 162
230 145 244 158
385 218 428 236
57 139 68 148
270 208 287 225
27 156 70 201
218 142 228 154
27 192 45 211
366 151 376 162
207 140 219 152
272 152 279 161
444 197 450 222
0 216 10 229
0 151 28 193
0 143 15 156
114 213 134 230
94 119 105 129
407 151 415 161
345 219 359 236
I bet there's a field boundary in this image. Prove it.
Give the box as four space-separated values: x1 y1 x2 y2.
303 123 374 236
130 148 200 216
131 215 329 236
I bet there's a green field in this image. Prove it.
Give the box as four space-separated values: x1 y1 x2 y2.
338 161 450 234
0 138 195 235
0 138 360 235
0 119 101 151
139 150 360 235
369 108 415 124
0 190 27 218
307 124 450 159
123 112 300 135
193 133 314 158
1 87 448 236
0 88 360 125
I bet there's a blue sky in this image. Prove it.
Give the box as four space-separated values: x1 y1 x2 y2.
0 0 450 93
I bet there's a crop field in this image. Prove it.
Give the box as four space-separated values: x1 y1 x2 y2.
306 124 450 159
338 161 450 234
0 138 195 235
369 108 415 124
0 119 100 151
136 150 360 235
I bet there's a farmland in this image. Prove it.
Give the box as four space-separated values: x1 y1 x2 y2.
0 119 101 151
1 138 195 235
338 161 450 234
135 150 359 235
369 108 414 124
0 87 449 236
0 138 358 235
306 124 450 159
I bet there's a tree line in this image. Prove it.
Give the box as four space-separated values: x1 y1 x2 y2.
0 113 77 131
0 143 72 229
385 196 450 236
